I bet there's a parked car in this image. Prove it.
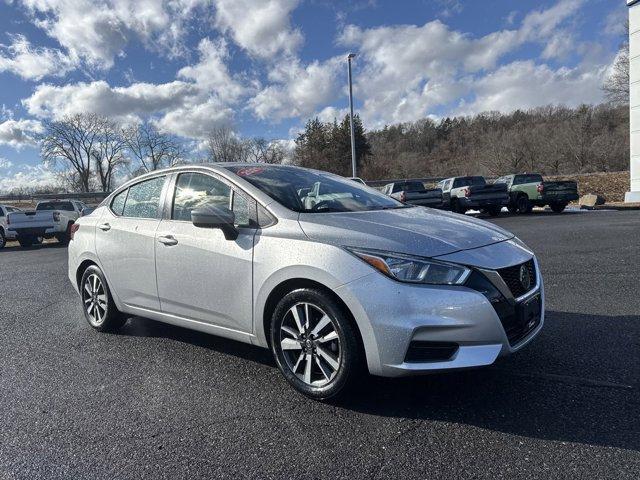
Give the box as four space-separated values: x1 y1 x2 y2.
382 181 444 208
69 164 544 400
0 204 22 249
494 174 579 214
7 199 87 247
437 176 509 216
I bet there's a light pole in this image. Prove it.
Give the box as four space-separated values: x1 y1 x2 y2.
347 53 357 178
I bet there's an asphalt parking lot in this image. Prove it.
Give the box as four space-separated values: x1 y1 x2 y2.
1 209 639 479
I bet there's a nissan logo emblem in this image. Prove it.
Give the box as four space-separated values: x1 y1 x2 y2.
519 265 531 291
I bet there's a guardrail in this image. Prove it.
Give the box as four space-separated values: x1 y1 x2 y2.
0 192 111 203
364 177 444 187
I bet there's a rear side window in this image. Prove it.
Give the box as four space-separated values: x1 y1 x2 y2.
172 173 231 221
110 189 128 216
37 201 74 211
122 176 166 219
0 208 4 217
514 174 543 185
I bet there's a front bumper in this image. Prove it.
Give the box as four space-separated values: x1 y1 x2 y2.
335 256 544 377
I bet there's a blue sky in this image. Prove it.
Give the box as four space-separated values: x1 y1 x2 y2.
0 0 628 190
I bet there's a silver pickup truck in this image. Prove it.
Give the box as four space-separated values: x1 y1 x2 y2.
382 181 444 208
6 200 87 247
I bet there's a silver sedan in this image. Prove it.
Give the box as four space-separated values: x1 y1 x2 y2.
68 163 544 400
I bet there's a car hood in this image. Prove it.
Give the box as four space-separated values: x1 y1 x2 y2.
298 207 514 258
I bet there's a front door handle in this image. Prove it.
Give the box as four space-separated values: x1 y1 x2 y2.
158 235 178 246
98 223 111 231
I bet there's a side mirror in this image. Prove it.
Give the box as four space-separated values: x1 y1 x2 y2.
191 205 238 240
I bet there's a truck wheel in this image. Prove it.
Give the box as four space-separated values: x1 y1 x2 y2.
550 202 567 213
486 206 502 217
0 230 6 249
56 224 72 245
451 199 466 214
516 195 532 214
18 237 34 248
80 265 127 332
507 205 518 214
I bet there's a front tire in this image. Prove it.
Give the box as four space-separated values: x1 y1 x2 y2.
80 265 126 332
270 288 363 400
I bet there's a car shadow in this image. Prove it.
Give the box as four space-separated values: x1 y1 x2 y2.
115 310 639 452
116 316 274 368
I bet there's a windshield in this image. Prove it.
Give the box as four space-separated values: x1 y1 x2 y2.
225 165 407 213
36 201 74 211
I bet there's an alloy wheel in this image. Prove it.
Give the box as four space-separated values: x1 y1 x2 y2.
83 273 108 326
279 302 341 387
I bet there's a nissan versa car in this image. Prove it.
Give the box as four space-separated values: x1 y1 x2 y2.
68 164 544 399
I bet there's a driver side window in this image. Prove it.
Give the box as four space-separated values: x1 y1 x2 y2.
172 173 231 222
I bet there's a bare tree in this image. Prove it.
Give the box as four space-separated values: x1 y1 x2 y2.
206 126 249 163
603 24 629 106
124 121 183 173
40 113 103 192
93 118 128 192
247 137 286 164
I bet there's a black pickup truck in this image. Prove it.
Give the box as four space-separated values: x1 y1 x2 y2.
382 181 444 208
437 176 509 216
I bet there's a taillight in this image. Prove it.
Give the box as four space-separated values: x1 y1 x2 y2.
464 187 470 197
70 223 80 240
537 183 544 193
53 212 61 222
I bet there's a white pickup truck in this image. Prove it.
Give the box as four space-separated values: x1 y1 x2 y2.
0 204 23 249
6 199 88 247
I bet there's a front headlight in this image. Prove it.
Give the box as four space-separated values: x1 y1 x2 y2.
346 248 471 285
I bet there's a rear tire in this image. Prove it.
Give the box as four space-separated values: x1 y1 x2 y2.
486 206 502 217
0 230 5 249
270 288 364 401
80 265 127 332
507 204 518 214
550 202 567 213
451 199 466 214
18 236 34 248
516 195 532 214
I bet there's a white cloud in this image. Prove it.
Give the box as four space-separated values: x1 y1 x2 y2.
214 0 303 58
23 80 199 121
249 57 341 121
15 0 210 69
456 61 607 115
177 37 246 101
0 164 59 192
337 0 593 127
0 34 75 80
0 119 44 149
0 158 14 169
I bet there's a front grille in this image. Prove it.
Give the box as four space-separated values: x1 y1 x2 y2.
405 341 458 363
465 271 541 347
498 259 536 298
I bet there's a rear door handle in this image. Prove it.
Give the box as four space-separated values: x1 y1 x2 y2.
158 235 178 246
98 223 111 231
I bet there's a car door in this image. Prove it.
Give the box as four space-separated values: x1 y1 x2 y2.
154 171 256 333
95 175 168 311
